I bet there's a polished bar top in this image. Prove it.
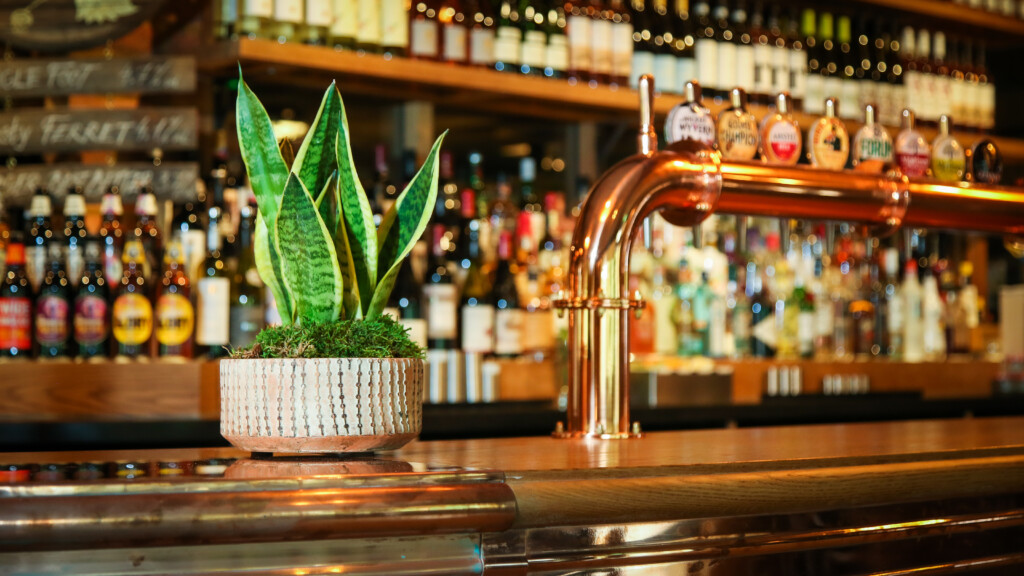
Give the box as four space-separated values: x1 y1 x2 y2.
2 417 1023 548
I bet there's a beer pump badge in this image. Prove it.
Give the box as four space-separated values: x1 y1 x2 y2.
809 116 850 170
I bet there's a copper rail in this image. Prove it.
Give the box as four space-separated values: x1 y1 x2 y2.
553 74 1024 439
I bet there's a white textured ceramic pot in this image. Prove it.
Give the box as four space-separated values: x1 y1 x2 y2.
220 357 424 454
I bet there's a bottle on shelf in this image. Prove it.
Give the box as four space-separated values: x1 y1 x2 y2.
172 188 207 286
915 28 934 123
410 0 441 60
716 87 759 162
975 42 995 132
112 238 154 360
459 204 495 356
519 0 548 76
424 223 459 350
852 103 893 172
884 247 903 359
732 1 756 102
665 80 715 146
587 1 613 84
302 0 332 44
759 92 801 166
356 0 382 51
388 259 428 348
785 7 805 111
63 187 87 288
0 219 32 360
34 242 72 359
807 97 849 170
902 259 924 362
801 7 822 115
766 5 789 105
229 205 265 349
329 0 358 49
133 185 162 287
545 1 569 77
380 0 409 55
650 0 677 95
492 230 522 357
468 0 497 69
565 0 593 82
26 187 54 292
747 258 775 358
99 185 125 287
237 0 274 39
894 108 930 177
672 0 696 94
75 238 110 361
749 2 771 106
494 0 522 72
818 12 841 118
155 237 195 360
196 207 232 358
713 0 736 98
930 31 952 129
922 266 946 360
691 0 719 100
609 0 633 85
271 0 304 41
931 115 966 182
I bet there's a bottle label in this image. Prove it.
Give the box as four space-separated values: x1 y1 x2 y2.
410 19 439 57
274 0 302 25
931 138 966 182
424 283 457 339
305 0 331 27
196 277 231 345
764 120 801 164
380 0 408 47
545 34 568 73
356 0 380 43
27 245 46 289
736 44 755 91
330 0 357 37
494 25 521 66
695 38 718 88
855 126 893 164
29 194 51 217
113 293 153 346
809 117 850 170
243 0 272 18
611 21 633 79
665 104 715 146
494 308 523 355
156 293 195 346
470 27 495 65
521 30 547 69
443 24 468 61
229 304 264 348
0 297 32 350
66 245 84 285
590 19 612 74
35 295 69 346
717 112 759 161
401 318 428 348
567 14 591 73
717 42 737 90
74 294 108 346
461 304 495 352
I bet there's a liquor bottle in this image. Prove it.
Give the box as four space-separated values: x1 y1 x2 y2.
172 193 207 287
272 0 304 41
519 0 548 76
518 157 545 251
673 260 697 356
410 0 441 60
215 0 239 38
237 0 274 38
930 115 966 182
196 207 232 358
545 1 569 77
460 211 495 355
732 0 755 98
818 12 841 113
389 259 428 348
424 224 459 349
489 172 519 241
922 268 946 360
786 7 806 111
915 28 935 123
852 103 893 172
766 5 789 103
691 0 719 99
930 31 952 128
437 151 463 272
807 97 849 170
884 247 903 358
468 0 497 68
713 0 735 96
565 0 592 81
26 187 53 292
759 92 801 165
894 109 930 177
329 0 358 48
112 238 153 360
356 0 381 51
747 2 769 105
381 0 409 55
747 259 774 358
99 185 125 286
794 265 815 359
836 15 859 120
650 0 677 94
672 0 696 93
857 18 879 118
494 0 522 72
302 0 332 44
133 185 162 287
609 0 633 85
155 238 195 359
664 80 715 146
61 187 87 288
801 8 822 115
902 259 923 362
0 224 32 359
491 230 521 357
34 243 72 358
953 40 973 130
716 87 758 161
75 238 110 361
588 1 613 84
976 43 995 132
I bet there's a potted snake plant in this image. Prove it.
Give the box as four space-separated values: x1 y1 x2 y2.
220 72 445 453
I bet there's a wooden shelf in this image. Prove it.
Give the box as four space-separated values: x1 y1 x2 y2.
858 0 1024 39
205 38 1024 161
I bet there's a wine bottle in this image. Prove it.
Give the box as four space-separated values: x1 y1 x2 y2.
99 185 124 287
272 0 304 41
519 0 548 76
302 0 332 44
732 1 755 96
460 209 495 355
609 0 633 85
714 0 736 94
329 0 358 48
75 238 109 361
759 92 801 165
807 97 849 170
651 0 677 94
381 0 409 55
494 0 522 72
749 1 770 105
915 28 935 123
112 238 153 360
692 0 719 98
424 224 459 349
390 259 428 348
155 237 195 359
238 0 274 38
894 108 930 177
766 5 789 103
492 230 522 357
566 0 593 81
26 187 53 292
172 190 207 287
716 87 758 161
63 186 87 288
786 7 805 111
673 0 696 94
931 31 952 128
518 157 545 251
410 0 441 60
545 2 569 78
356 0 382 51
836 15 859 121
0 221 32 359
931 115 966 182
886 23 906 126
852 103 893 172
589 1 613 83
230 205 265 348
196 207 231 358
468 0 497 68
664 80 715 146
818 12 841 113
801 8 822 115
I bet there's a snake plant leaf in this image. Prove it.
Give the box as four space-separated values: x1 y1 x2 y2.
279 138 295 170
335 128 377 315
255 213 295 324
368 130 447 318
236 72 288 228
314 174 360 320
275 173 343 325
314 170 341 239
293 81 342 199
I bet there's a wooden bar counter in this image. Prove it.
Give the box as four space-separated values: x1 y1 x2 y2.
2 417 1024 574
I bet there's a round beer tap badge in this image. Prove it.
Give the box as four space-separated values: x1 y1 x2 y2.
717 112 759 161
762 119 802 165
665 104 716 147
809 117 849 170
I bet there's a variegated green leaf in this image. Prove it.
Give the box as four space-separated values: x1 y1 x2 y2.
275 173 343 325
293 82 342 201
254 214 295 324
236 72 288 227
368 131 447 318
314 170 340 239
314 174 360 320
335 128 377 315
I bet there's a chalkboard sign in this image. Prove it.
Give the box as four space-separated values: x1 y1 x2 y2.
0 162 199 204
0 107 197 154
0 56 196 97
0 0 166 52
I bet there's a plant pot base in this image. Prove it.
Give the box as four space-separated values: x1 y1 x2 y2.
222 432 419 454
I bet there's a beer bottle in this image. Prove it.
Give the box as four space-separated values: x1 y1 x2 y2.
75 238 110 361
0 218 33 359
196 207 231 358
229 205 264 348
112 238 154 360
155 237 195 359
34 242 73 359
